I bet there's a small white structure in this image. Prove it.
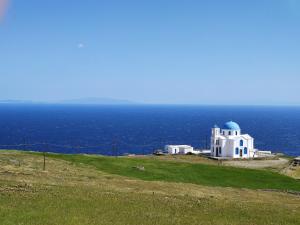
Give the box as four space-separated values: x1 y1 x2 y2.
211 121 256 159
256 150 272 157
165 145 195 155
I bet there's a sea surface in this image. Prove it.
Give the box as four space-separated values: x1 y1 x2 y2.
0 104 299 156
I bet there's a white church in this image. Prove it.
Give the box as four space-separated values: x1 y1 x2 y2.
211 121 257 159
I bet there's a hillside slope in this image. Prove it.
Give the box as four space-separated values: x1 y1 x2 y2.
0 151 299 225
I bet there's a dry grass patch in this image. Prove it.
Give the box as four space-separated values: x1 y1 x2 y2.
129 154 218 165
283 166 300 180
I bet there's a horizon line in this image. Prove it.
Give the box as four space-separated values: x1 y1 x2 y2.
0 101 299 107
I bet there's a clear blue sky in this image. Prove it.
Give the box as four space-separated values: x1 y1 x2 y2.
1 0 300 105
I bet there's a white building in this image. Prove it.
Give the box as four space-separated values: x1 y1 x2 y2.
211 121 256 158
165 145 195 155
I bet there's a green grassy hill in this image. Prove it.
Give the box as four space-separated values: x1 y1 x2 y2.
0 150 300 225
48 153 300 191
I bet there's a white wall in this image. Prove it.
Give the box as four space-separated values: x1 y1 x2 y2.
222 139 235 158
165 146 179 154
179 146 194 154
221 129 241 137
232 137 254 159
211 128 220 157
210 127 255 159
165 145 194 155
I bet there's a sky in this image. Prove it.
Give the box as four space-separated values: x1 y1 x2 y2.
0 0 300 105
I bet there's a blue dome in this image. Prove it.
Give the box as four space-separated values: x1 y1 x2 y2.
222 121 240 130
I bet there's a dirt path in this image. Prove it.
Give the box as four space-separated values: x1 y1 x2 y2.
223 158 289 170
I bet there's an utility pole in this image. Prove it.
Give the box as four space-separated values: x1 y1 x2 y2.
76 145 80 154
43 151 46 171
23 137 27 151
43 144 48 171
112 138 118 157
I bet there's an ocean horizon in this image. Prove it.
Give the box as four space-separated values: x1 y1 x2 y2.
0 104 299 156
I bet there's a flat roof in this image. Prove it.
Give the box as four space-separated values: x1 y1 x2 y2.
165 145 193 148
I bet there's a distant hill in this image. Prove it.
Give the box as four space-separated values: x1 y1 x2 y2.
0 99 35 104
59 97 138 105
0 98 138 105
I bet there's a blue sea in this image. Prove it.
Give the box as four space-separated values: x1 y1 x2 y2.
0 104 299 156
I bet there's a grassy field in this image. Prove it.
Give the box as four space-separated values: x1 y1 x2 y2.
47 153 300 191
0 150 300 225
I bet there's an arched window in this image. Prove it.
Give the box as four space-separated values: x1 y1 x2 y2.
240 140 244 146
244 147 248 155
219 147 222 154
236 131 238 135
235 148 239 155
229 131 231 135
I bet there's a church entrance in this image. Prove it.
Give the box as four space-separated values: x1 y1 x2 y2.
240 149 243 157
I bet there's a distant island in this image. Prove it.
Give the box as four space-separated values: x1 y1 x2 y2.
0 97 138 105
0 100 36 104
59 97 137 105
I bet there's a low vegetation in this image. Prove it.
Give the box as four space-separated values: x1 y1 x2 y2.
48 153 300 191
0 150 299 225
